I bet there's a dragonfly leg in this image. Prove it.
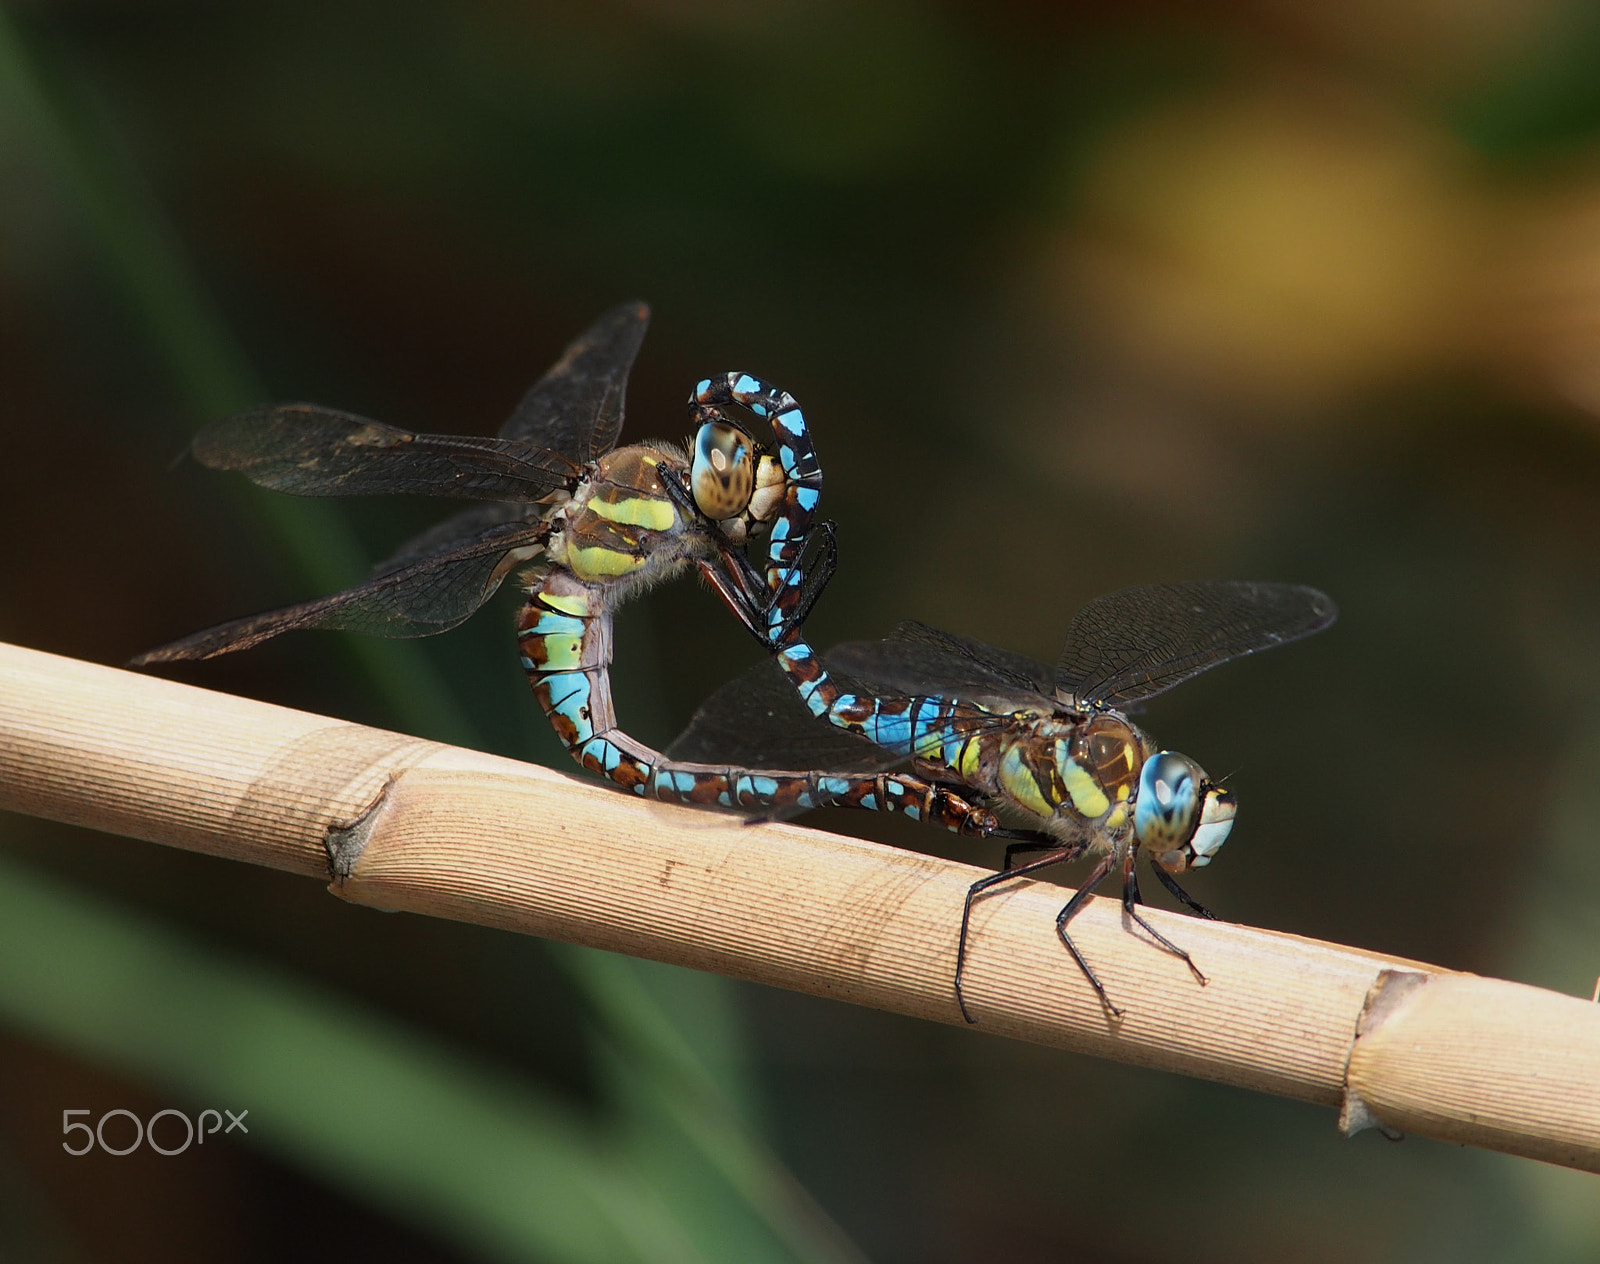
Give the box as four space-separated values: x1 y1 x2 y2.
724 514 838 645
1149 863 1220 920
695 556 781 651
658 464 769 605
771 519 838 643
1120 851 1207 986
663 457 836 649
987 828 1063 872
955 842 1089 1024
1051 854 1124 1019
692 523 836 652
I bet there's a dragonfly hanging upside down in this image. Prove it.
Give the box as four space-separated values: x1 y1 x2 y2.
663 375 1338 1021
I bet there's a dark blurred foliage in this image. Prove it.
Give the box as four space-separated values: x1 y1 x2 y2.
3 1 1600 1261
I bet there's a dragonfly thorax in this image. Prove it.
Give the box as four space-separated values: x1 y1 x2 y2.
993 712 1148 835
554 446 690 584
551 438 787 587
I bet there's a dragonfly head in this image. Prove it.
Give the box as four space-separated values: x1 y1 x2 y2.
691 419 756 520
690 419 786 543
1134 751 1236 873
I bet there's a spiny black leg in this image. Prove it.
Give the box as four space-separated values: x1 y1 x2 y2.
757 518 839 647
659 459 701 518
987 828 1056 842
955 844 1085 1024
660 468 767 602
660 459 757 582
775 519 838 642
668 472 787 650
722 543 774 622
1052 855 1122 1019
1120 871 1208 987
1150 864 1220 920
696 554 780 650
987 827 1059 872
669 464 837 651
1003 842 1054 870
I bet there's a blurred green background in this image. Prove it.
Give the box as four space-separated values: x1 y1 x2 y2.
3 1 1600 1260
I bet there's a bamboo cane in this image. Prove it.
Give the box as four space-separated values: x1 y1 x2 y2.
1 640 1596 1172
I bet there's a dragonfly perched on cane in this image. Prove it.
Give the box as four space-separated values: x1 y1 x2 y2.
663 377 1338 1020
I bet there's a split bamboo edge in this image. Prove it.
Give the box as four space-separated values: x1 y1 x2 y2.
1 640 1596 1173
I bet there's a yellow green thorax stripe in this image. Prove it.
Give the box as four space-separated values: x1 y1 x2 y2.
999 744 1055 819
956 734 984 779
1054 739 1111 818
568 545 646 579
586 492 678 531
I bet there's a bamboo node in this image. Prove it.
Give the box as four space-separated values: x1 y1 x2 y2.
326 773 398 880
1339 968 1431 1140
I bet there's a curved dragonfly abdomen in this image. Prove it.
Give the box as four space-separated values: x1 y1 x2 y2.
516 371 993 826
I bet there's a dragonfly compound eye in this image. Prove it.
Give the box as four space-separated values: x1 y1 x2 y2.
691 420 756 521
1134 751 1234 871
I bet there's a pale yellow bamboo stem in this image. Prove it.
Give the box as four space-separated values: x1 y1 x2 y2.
1 641 1596 1172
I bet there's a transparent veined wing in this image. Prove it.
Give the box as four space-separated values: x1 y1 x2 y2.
499 301 650 462
129 519 548 664
839 621 1057 699
1052 581 1338 709
665 657 911 773
193 406 579 502
665 644 1020 774
371 502 529 576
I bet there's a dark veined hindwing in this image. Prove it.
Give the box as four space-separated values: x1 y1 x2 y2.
129 519 547 662
824 621 1056 702
131 303 652 666
191 407 582 502
498 300 649 460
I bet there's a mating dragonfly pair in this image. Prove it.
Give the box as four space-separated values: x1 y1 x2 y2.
134 303 1335 1021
